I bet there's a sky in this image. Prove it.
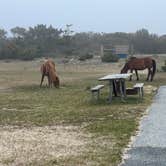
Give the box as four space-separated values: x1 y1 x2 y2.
0 0 166 35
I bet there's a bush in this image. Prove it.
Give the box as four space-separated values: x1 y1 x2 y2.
79 53 93 61
162 66 166 72
101 52 119 62
161 60 166 72
0 44 41 60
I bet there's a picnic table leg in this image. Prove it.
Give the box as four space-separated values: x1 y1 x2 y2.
108 80 113 103
139 88 143 99
141 87 144 98
137 88 141 99
119 79 125 101
122 79 127 99
97 90 100 100
113 80 118 97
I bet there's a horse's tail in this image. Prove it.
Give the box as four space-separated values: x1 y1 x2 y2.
152 59 156 78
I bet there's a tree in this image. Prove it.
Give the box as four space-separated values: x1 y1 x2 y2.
11 27 27 38
0 29 7 39
61 24 74 56
25 24 63 52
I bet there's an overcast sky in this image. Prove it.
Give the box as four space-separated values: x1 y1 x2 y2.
0 0 166 35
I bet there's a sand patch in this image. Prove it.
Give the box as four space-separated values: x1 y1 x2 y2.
0 125 89 165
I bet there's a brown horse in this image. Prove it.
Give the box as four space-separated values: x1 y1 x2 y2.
121 57 156 81
40 59 60 88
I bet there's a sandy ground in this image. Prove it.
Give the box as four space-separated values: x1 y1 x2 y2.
0 125 90 165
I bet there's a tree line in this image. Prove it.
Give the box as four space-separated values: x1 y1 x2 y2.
0 25 166 60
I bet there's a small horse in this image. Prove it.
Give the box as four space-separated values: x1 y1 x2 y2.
40 59 60 88
121 57 156 81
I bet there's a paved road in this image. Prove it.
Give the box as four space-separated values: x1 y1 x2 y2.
121 86 166 166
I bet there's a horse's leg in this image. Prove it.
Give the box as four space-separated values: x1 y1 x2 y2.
151 59 156 81
135 69 139 81
50 80 53 87
146 68 151 81
129 69 133 81
49 76 54 88
40 74 45 87
47 75 51 88
149 69 152 81
150 68 153 81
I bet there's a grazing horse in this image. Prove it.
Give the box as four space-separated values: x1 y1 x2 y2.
40 59 60 88
121 57 156 81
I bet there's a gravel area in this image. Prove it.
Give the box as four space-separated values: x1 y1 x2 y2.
121 86 166 166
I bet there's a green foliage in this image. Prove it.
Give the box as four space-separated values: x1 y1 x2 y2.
161 60 166 72
0 29 7 39
11 27 27 38
1 26 166 60
0 42 41 60
162 66 166 72
78 52 94 61
19 47 41 60
101 52 119 62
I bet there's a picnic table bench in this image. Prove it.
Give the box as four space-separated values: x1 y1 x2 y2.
91 84 104 100
126 83 144 99
133 83 144 98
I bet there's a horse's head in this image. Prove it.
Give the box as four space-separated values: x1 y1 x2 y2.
121 63 128 73
53 76 60 88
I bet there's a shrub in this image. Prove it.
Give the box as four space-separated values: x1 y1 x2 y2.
161 66 166 72
0 43 41 60
161 60 166 72
79 53 93 61
101 52 119 62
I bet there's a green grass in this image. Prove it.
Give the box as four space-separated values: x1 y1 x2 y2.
0 79 153 165
0 60 165 165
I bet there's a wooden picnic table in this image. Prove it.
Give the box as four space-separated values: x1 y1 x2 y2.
99 73 132 103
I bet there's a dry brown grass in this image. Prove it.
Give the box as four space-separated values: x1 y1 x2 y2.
0 125 90 165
